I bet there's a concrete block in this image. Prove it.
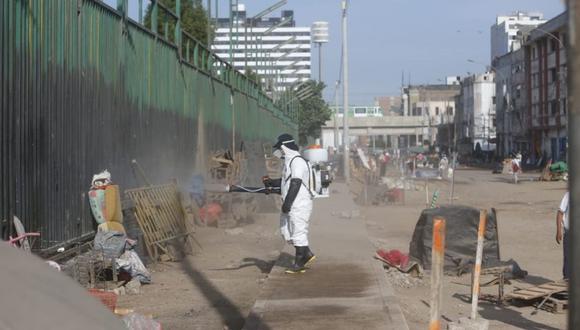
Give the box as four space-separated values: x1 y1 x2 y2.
447 317 489 330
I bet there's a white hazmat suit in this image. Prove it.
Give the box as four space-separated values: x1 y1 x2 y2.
279 145 314 247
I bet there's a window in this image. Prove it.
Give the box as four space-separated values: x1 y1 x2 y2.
532 73 539 88
435 107 440 115
550 39 559 52
532 47 537 59
354 107 366 114
562 97 567 114
447 107 454 116
492 96 496 105
550 68 558 83
550 100 559 115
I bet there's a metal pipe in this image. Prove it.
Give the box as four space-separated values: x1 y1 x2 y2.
341 0 350 182
318 43 322 82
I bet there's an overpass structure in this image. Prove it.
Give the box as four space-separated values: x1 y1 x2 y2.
321 115 434 150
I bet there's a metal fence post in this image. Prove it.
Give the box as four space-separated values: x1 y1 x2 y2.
430 217 446 330
174 0 180 49
138 0 143 23
151 0 158 34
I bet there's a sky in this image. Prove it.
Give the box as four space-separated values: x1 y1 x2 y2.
108 0 565 105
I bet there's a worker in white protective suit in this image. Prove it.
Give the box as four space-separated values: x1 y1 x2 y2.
263 134 316 274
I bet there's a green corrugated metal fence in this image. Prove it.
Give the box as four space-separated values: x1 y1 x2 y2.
0 0 297 250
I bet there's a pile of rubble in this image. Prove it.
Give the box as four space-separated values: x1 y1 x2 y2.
384 267 425 288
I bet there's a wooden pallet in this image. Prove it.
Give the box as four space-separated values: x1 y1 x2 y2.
540 293 568 313
125 183 196 261
507 280 568 301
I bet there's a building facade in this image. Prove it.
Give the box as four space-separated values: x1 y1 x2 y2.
401 85 460 147
525 12 568 163
374 96 402 115
490 11 545 61
494 47 528 157
212 4 311 91
455 72 497 153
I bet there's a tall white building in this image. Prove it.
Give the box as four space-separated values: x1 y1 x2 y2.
212 4 311 91
490 11 545 61
457 72 497 152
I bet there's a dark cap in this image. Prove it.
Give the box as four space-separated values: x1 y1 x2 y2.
273 133 298 151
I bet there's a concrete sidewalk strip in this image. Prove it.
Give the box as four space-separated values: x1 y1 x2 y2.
244 183 409 330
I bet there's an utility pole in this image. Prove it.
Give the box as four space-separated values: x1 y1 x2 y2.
341 0 350 182
334 80 340 150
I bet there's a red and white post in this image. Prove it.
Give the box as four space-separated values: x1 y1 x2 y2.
471 210 487 319
429 217 446 330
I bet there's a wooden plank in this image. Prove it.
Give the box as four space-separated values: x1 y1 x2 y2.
508 281 568 301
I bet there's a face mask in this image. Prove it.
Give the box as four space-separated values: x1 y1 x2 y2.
273 149 283 159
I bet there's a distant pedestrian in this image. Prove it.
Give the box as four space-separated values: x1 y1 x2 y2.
556 191 570 279
511 153 522 184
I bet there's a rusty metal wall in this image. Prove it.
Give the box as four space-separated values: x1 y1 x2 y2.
0 0 298 250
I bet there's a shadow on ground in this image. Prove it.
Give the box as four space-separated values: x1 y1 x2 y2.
452 293 561 330
175 241 274 330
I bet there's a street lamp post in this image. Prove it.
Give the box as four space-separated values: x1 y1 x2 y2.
334 80 340 150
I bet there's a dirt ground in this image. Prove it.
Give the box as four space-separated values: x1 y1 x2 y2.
117 212 284 330
363 168 568 330
116 167 568 330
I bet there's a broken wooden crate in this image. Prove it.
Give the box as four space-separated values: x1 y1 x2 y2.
125 183 196 261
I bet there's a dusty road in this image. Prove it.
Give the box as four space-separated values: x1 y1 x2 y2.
364 168 567 330
117 167 567 330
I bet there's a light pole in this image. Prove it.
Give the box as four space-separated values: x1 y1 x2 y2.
341 0 350 182
334 80 340 150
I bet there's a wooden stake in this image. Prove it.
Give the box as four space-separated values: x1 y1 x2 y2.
471 210 487 319
429 217 446 330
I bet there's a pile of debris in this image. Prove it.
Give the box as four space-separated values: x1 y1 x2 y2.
540 160 568 181
383 267 425 288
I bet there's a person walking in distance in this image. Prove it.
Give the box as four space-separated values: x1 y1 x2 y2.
263 134 316 274
511 152 522 184
556 191 570 279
